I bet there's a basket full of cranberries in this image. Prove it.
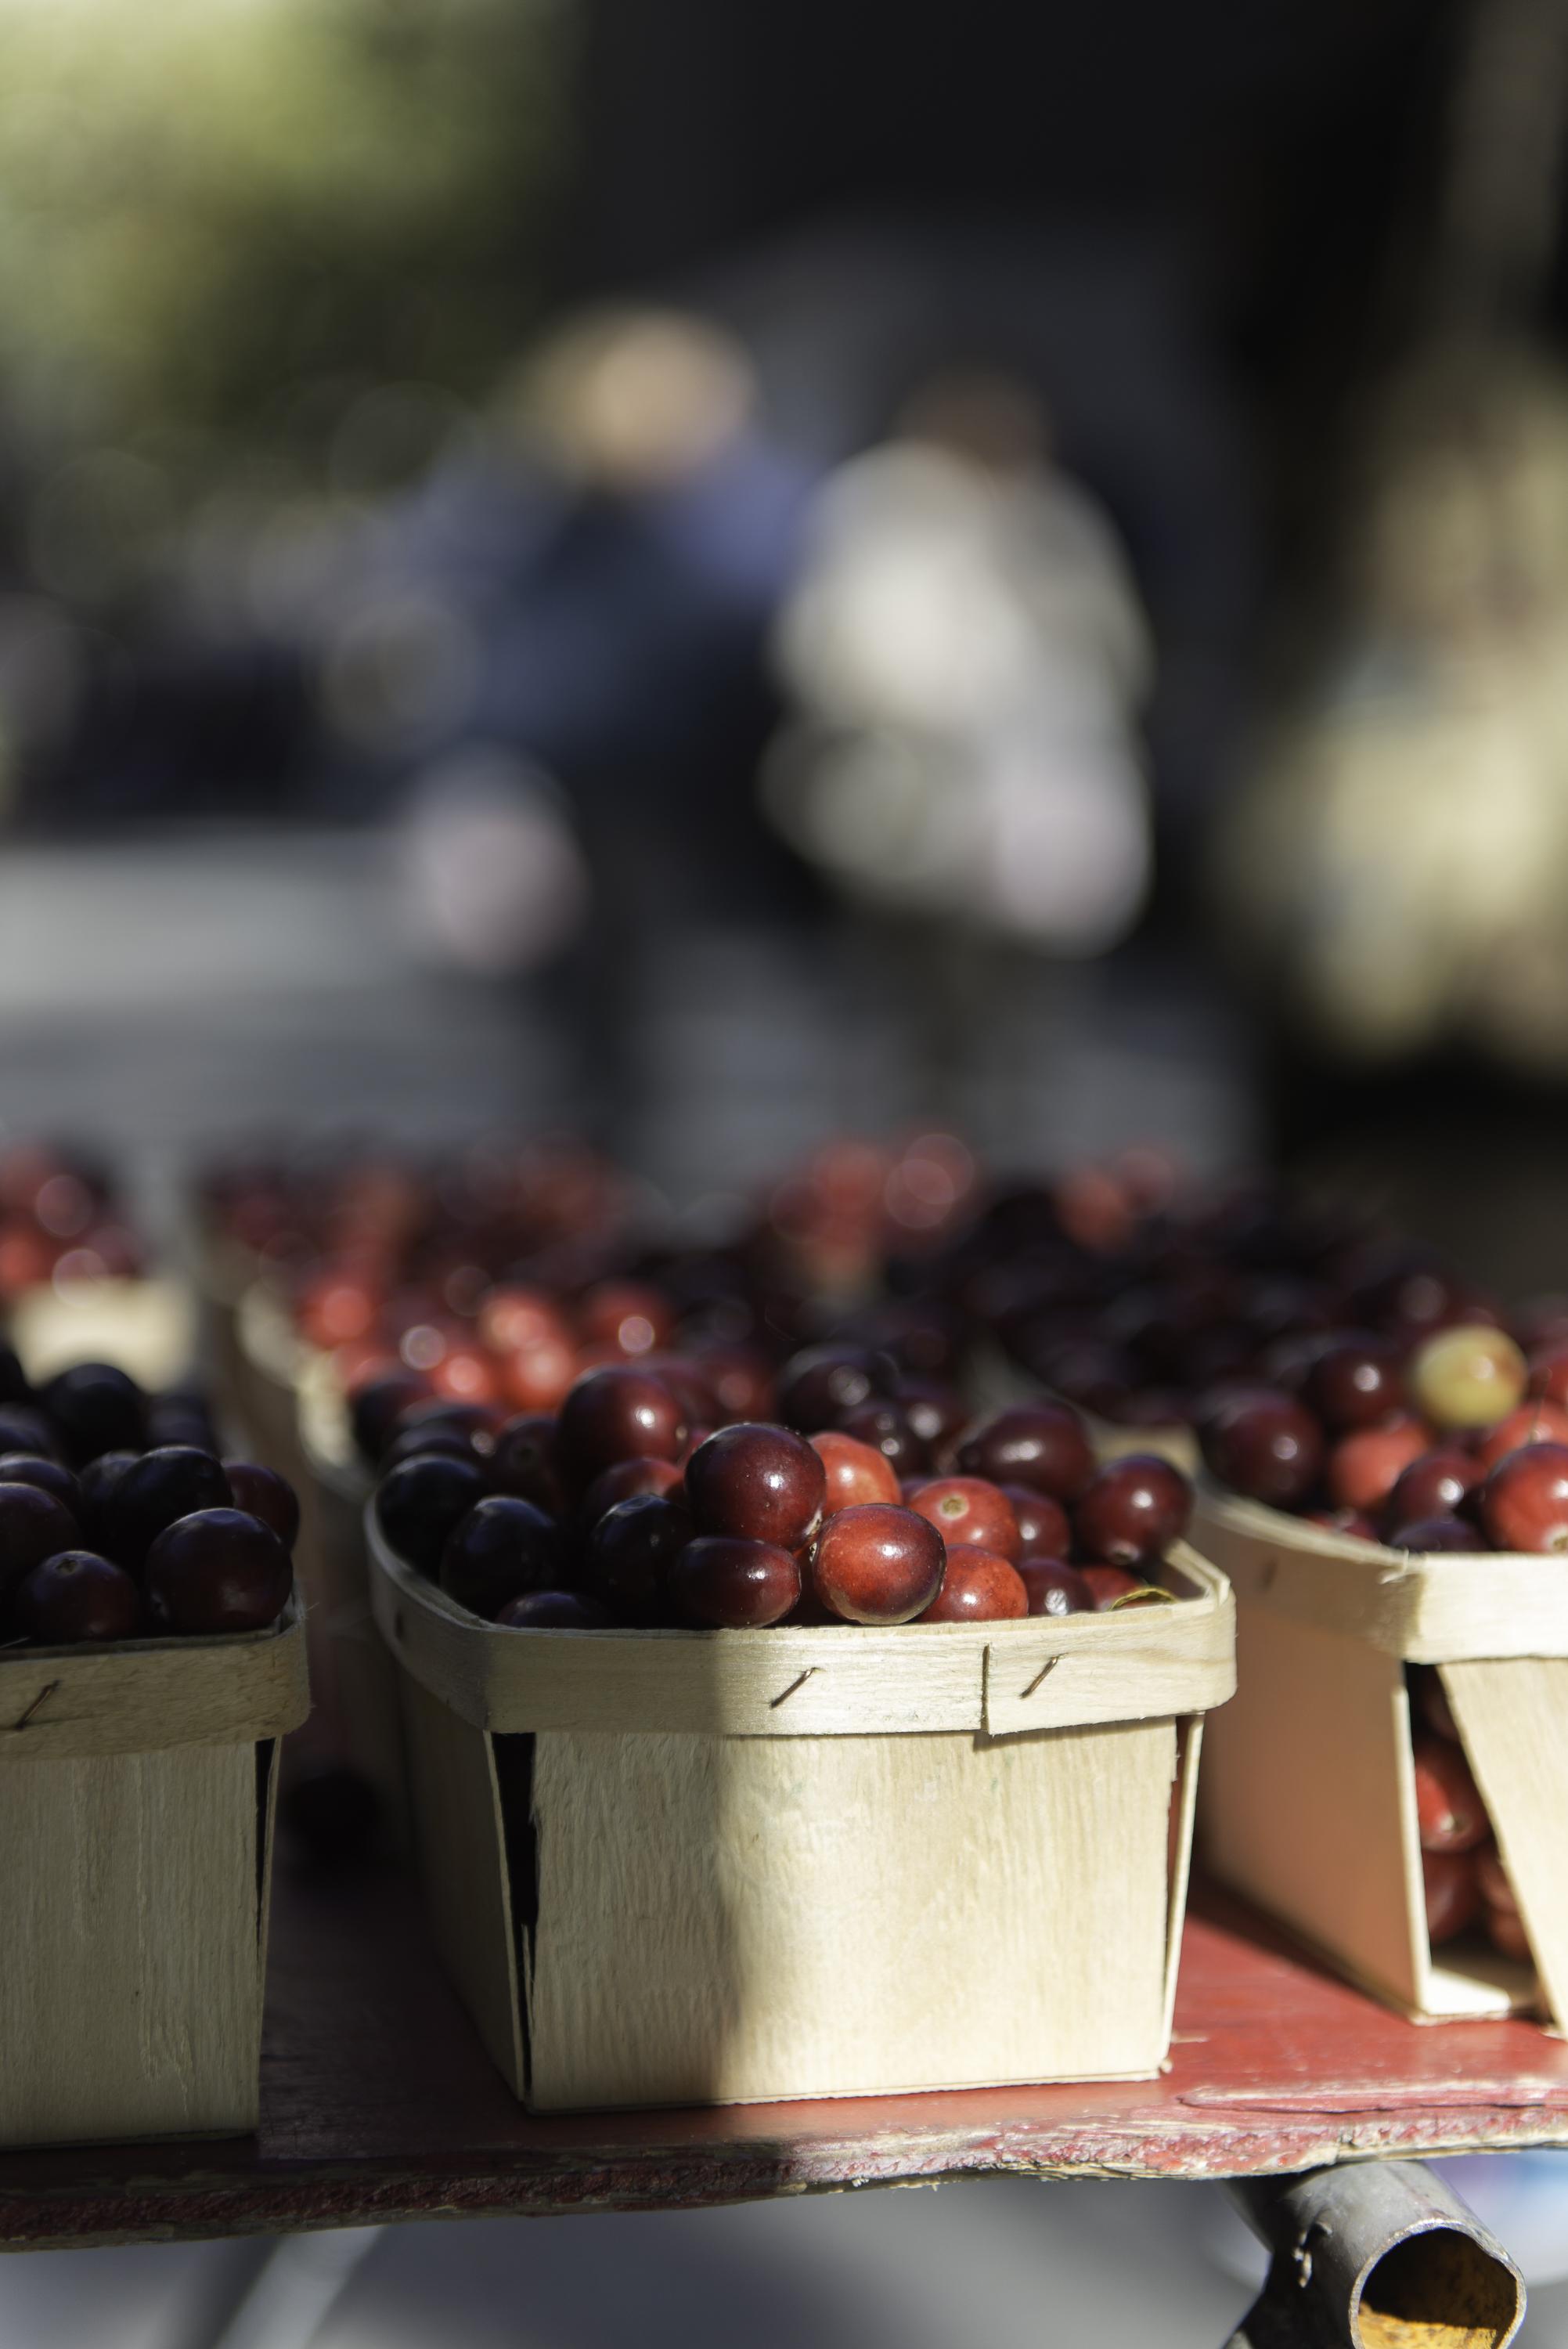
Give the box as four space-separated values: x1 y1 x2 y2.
362 1359 1234 2112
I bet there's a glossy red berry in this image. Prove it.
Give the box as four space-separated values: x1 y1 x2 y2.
1199 1389 1323 1510
440 1496 563 1619
1074 1455 1191 1568
1003 1485 1071 1558
1326 1417 1432 1515
809 1431 900 1514
555 1366 687 1490
905 1475 1020 1559
1423 1848 1480 1944
1304 1333 1406 1431
16 1550 139 1644
918 1549 1027 1622
809 1503 946 1625
222 1462 301 1552
1382 1450 1482 1535
684 1423 826 1550
1018 1558 1094 1617
1480 1442 1568 1553
375 1452 488 1575
582 1493 690 1622
669 1536 801 1628
144 1508 293 1635
955 1405 1093 1502
1476 1400 1568 1470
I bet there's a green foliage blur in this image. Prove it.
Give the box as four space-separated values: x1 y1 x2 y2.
0 0 566 487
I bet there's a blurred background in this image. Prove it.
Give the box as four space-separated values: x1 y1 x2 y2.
9 0 1568 2337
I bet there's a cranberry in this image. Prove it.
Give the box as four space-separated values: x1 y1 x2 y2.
670 1536 801 1628
1486 1903 1532 1962
906 1476 1020 1560
441 1496 562 1618
391 1399 496 1456
1476 1400 1568 1470
810 1431 900 1514
1075 1455 1191 1568
1199 1388 1324 1510
1383 1450 1483 1534
1409 1326 1528 1432
555 1366 687 1489
0 1406 57 1461
891 1377 968 1459
478 1286 572 1358
1480 1442 1568 1553
497 1338 579 1415
809 1503 946 1625
0 1453 80 1517
1326 1417 1431 1515
1019 1558 1094 1616
577 1456 683 1532
1412 1735 1489 1853
636 1355 719 1428
1529 1344 1568 1409
222 1462 300 1551
145 1508 293 1635
74 1449 136 1550
835 1399 929 1476
495 1589 609 1629
1304 1333 1406 1431
579 1279 675 1356
919 1549 1027 1622
1004 1485 1071 1558
110 1448 233 1571
17 1551 139 1644
375 1452 488 1575
1424 1848 1480 1943
1476 1844 1517 1916
956 1405 1093 1502
488 1413 565 1510
1387 1516 1485 1552
685 1423 826 1549
684 1342 775 1424
148 1398 219 1454
582 1493 689 1622
777 1345 886 1432
41 1362 146 1463
1080 1564 1149 1609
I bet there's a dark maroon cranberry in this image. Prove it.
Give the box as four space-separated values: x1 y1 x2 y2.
809 1503 946 1624
836 1399 930 1476
1080 1564 1149 1609
636 1355 719 1428
440 1496 562 1619
0 1406 58 1461
74 1449 137 1549
0 1454 81 1517
16 1551 139 1644
0 1482 82 1598
1003 1485 1072 1557
1304 1333 1407 1432
350 1368 433 1462
391 1399 497 1456
496 1589 610 1629
1258 1329 1340 1394
1480 1443 1568 1553
110 1447 232 1571
1026 1338 1136 1420
776 1345 886 1433
683 1340 776 1423
375 1452 488 1575
555 1366 687 1490
918 1549 1027 1622
222 1462 301 1552
144 1508 293 1634
684 1423 827 1550
487 1413 565 1510
1382 1449 1483 1536
583 1493 690 1622
1386 1516 1486 1553
147 1398 219 1454
1018 1558 1094 1616
1075 1455 1192 1568
956 1405 1094 1503
577 1455 683 1533
41 1362 146 1463
891 1377 968 1460
1199 1387 1324 1510
380 1426 478 1473
670 1536 801 1628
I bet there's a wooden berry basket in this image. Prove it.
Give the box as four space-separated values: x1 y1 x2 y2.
367 1514 1234 2113
1196 1487 1568 2029
0 1604 308 2146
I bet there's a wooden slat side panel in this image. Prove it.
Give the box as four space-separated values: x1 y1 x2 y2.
1162 1717 1203 2046
1199 1604 1423 2012
526 1720 1173 2112
0 1607 308 1762
1441 1658 1568 2033
398 1675 524 2099
0 1745 260 2145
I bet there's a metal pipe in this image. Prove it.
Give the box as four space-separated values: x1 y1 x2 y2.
1224 2160 1524 2349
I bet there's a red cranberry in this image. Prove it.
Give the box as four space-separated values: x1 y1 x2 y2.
577 1456 683 1533
956 1405 1093 1503
684 1423 826 1550
809 1503 946 1625
684 1342 776 1424
1199 1388 1324 1510
440 1496 562 1619
350 1368 434 1461
1304 1333 1406 1431
495 1589 609 1629
1486 1903 1532 1962
582 1493 690 1622
375 1452 488 1575
0 1453 80 1517
1480 1442 1568 1553
670 1536 801 1628
891 1377 968 1459
222 1462 300 1552
145 1508 293 1635
1079 1564 1150 1608
1476 1401 1568 1470
918 1549 1027 1622
41 1362 147 1464
555 1366 687 1490
0 1481 82 1597
1424 1848 1480 1944
1413 1735 1489 1853
835 1399 929 1476
110 1447 234 1572
810 1431 900 1514
1528 1344 1568 1409
488 1413 565 1510
1075 1455 1192 1569
74 1449 136 1550
579 1279 675 1356
1383 1450 1482 1535
1326 1417 1431 1515
906 1476 1020 1560
1019 1558 1094 1616
1476 1843 1517 1916
16 1551 139 1644
777 1345 885 1432
636 1354 719 1428
1004 1485 1071 1557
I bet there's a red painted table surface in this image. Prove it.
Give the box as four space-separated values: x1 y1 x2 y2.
2 1868 1566 2251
